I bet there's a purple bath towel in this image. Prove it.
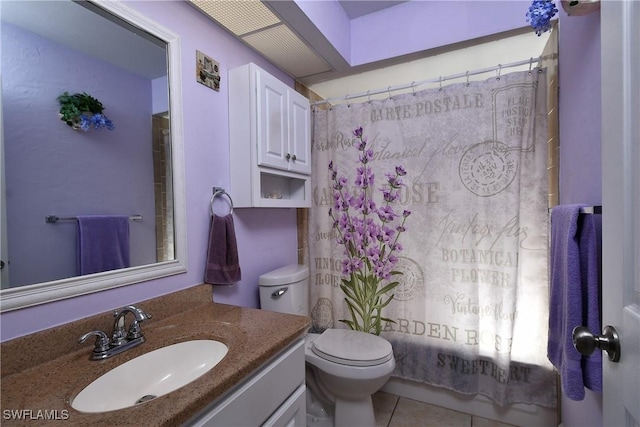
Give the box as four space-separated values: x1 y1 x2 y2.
547 205 602 401
77 215 130 276
204 214 241 285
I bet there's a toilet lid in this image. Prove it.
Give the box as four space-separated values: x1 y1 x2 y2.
311 329 393 367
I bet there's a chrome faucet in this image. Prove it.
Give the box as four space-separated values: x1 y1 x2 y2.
79 305 152 360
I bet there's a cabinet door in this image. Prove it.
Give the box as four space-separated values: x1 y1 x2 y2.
185 339 305 427
261 385 306 427
257 69 289 172
288 91 311 175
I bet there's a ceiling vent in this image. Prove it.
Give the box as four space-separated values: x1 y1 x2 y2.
190 0 332 79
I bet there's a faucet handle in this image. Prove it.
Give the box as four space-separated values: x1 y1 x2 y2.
79 330 110 354
114 305 152 321
127 307 152 339
133 306 152 321
112 305 152 342
127 321 145 339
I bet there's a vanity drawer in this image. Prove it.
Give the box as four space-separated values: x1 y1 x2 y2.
185 338 305 427
261 384 306 427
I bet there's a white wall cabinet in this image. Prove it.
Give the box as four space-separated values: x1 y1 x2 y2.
184 338 306 427
229 63 311 208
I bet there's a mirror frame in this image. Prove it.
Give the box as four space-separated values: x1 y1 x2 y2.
0 0 187 312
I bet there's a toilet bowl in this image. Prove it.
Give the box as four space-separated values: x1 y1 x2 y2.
305 329 395 427
258 265 396 427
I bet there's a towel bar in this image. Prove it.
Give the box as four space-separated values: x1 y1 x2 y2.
46 215 143 223
548 205 602 215
210 187 234 216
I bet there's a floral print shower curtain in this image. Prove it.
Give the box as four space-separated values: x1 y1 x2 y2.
309 69 556 407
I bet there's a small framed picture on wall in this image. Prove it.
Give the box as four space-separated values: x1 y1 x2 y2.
196 50 221 91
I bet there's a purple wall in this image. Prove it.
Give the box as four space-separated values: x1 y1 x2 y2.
295 0 529 68
558 5 603 427
558 9 602 205
0 2 298 341
350 1 527 66
2 23 156 287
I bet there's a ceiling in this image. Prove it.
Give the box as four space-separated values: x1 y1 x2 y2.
189 0 410 84
2 0 408 84
338 1 406 19
189 0 533 85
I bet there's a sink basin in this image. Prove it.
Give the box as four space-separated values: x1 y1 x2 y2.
72 340 228 413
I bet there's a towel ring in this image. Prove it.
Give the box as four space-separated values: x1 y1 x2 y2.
210 187 234 216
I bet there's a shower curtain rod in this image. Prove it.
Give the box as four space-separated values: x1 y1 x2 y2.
310 54 554 107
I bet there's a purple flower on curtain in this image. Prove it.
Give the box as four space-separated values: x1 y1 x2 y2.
328 126 411 335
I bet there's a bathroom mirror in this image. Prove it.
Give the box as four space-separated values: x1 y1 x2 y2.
0 0 186 311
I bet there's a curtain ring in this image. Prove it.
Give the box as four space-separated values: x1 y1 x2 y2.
367 90 372 103
411 82 416 96
496 64 502 80
528 57 534 75
537 56 544 74
439 76 443 92
387 86 392 99
465 71 470 87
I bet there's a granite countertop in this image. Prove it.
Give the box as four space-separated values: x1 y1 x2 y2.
1 301 310 426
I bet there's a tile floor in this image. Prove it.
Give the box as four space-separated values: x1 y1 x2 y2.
372 391 518 427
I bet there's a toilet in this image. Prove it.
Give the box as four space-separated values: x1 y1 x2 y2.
259 265 395 427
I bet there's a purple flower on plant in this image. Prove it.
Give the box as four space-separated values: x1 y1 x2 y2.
377 205 398 222
75 113 115 132
58 91 115 131
334 176 348 190
328 126 411 335
385 172 404 188
78 114 91 132
526 0 558 36
355 166 374 188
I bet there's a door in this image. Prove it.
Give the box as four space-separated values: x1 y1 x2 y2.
257 67 290 172
601 1 640 425
288 91 311 175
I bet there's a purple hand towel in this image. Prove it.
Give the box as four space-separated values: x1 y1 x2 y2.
547 205 601 401
204 214 241 285
77 215 130 276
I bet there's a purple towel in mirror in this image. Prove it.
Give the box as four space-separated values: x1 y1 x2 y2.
77 215 130 276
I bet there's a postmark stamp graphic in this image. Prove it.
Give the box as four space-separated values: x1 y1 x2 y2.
387 257 425 302
459 141 518 197
311 298 334 331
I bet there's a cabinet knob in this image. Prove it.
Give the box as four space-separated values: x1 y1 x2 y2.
291 154 297 161
286 153 291 160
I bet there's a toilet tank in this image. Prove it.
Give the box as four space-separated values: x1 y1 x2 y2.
258 264 309 317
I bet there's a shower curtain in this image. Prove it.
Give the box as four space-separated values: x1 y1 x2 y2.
309 69 556 407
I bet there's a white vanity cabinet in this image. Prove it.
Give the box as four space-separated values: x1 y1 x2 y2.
184 338 306 427
229 63 311 208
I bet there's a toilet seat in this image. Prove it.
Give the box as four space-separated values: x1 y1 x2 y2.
311 329 393 367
